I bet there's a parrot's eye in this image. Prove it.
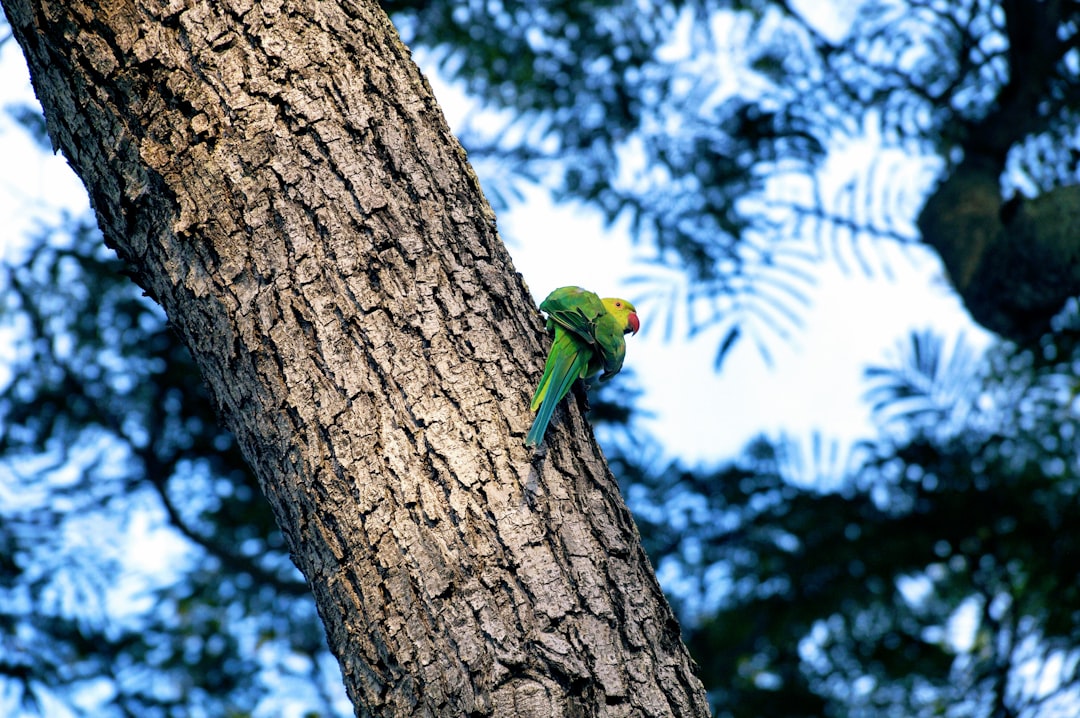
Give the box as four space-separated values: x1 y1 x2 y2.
615 301 622 308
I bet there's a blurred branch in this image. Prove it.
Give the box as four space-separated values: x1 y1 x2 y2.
139 446 310 598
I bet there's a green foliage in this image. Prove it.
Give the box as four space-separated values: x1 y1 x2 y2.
604 327 1080 716
390 0 1080 357
0 218 345 716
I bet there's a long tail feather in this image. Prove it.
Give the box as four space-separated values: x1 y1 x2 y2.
525 330 590 447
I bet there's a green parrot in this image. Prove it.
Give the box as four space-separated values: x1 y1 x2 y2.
525 286 640 448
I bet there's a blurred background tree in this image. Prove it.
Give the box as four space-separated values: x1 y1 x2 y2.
3 0 1080 716
620 324 1080 716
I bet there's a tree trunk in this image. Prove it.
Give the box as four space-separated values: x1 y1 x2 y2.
2 0 708 715
919 153 1080 344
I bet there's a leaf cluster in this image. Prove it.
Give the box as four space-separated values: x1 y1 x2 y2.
386 0 1080 355
0 218 345 717
601 325 1080 717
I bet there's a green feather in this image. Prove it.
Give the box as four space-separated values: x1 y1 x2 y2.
525 328 591 447
525 286 639 448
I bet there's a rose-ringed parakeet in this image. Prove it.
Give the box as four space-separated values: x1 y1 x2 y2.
525 286 640 447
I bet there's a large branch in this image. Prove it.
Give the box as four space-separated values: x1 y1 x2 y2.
1 0 708 715
919 0 1080 343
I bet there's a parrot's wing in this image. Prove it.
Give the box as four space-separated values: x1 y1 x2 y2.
526 328 593 447
539 287 605 345
593 312 626 380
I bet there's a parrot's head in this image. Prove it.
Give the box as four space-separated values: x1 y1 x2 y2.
603 297 640 336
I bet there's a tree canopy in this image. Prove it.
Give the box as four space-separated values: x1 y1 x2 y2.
391 0 1080 349
3 0 1080 716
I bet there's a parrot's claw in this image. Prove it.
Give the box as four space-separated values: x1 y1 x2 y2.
575 379 593 412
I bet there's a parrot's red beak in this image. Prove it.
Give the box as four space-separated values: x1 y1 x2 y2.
627 312 640 335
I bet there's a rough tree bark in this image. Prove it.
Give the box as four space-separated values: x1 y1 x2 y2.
2 0 709 715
